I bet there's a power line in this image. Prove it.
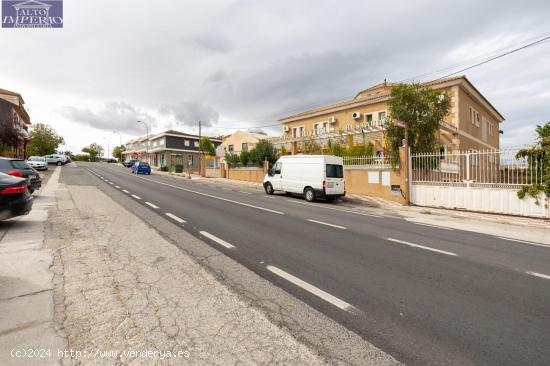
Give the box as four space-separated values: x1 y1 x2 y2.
210 32 550 132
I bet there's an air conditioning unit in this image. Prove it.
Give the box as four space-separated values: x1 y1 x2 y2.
283 126 289 132
352 111 361 120
327 116 336 124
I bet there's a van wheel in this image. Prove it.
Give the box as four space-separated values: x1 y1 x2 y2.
304 187 315 202
56 161 62 166
264 182 274 195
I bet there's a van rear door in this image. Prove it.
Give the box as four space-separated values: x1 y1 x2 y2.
325 163 344 194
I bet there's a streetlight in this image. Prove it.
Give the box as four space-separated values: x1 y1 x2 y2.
137 120 149 162
102 137 110 160
113 131 123 162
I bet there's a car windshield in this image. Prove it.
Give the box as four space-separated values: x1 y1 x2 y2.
326 164 343 178
11 160 32 169
139 163 149 167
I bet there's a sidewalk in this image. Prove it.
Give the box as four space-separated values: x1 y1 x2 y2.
46 175 326 364
0 167 67 366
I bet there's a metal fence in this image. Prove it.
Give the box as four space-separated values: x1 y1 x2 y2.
343 156 392 169
410 148 544 186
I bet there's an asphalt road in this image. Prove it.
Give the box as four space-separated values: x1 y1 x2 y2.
80 162 550 366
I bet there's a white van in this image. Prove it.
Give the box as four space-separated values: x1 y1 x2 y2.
44 154 68 165
263 155 345 202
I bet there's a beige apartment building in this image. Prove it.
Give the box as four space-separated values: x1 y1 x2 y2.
216 130 268 165
272 76 504 154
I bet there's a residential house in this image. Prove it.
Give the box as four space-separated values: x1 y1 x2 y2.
271 76 504 155
122 130 222 171
217 130 268 164
0 88 31 158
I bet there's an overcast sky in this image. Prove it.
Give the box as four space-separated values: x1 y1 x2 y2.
1 0 549 155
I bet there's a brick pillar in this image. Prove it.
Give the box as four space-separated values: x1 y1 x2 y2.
263 159 269 174
200 156 206 177
399 144 411 205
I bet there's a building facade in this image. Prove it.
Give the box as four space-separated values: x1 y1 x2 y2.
0 88 31 159
271 76 504 154
122 130 222 170
216 130 267 164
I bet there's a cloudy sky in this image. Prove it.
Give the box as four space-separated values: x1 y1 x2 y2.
1 0 549 155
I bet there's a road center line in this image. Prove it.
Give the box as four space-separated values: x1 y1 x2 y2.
266 265 357 312
525 271 550 280
413 222 454 230
307 219 346 230
287 199 384 218
386 238 458 256
497 237 550 249
145 201 159 209
127 174 284 215
165 212 186 223
131 194 141 200
199 231 235 249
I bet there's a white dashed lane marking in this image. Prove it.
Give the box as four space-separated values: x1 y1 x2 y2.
386 238 458 257
165 212 186 223
145 202 159 209
266 265 357 312
131 194 141 200
199 231 235 249
307 219 346 230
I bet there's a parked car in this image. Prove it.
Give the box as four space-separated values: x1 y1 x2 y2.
263 155 345 202
0 172 33 221
106 158 117 163
44 154 68 165
0 158 42 193
131 161 151 175
123 159 139 167
27 156 48 171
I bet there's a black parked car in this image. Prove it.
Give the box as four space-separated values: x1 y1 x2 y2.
0 158 42 193
0 172 33 221
123 159 138 167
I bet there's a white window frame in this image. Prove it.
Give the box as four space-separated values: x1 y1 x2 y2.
194 141 199 147
184 140 190 146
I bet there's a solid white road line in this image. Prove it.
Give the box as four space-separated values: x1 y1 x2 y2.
145 202 159 209
165 212 186 223
122 189 129 194
497 237 550 249
131 194 141 199
525 271 550 280
128 174 284 215
307 219 346 230
386 238 458 256
266 265 356 312
413 222 454 230
199 231 235 249
287 199 384 218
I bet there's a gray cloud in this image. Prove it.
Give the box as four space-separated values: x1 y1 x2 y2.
59 102 156 133
159 102 219 128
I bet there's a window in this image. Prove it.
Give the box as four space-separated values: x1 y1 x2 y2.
476 112 480 127
292 127 298 138
313 123 320 134
194 141 199 147
242 143 248 151
365 114 373 125
378 111 386 125
184 140 190 146
273 162 282 175
299 126 304 137
228 144 234 152
326 164 343 178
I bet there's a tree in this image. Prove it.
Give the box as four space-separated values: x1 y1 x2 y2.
300 139 322 154
59 150 74 159
249 139 278 166
82 143 104 162
26 123 65 156
239 150 251 166
516 121 550 202
112 145 126 161
224 153 240 167
200 137 216 156
384 83 451 165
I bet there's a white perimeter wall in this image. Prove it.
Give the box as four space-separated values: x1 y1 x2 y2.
411 184 549 218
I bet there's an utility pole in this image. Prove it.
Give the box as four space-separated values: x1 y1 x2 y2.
198 120 202 176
